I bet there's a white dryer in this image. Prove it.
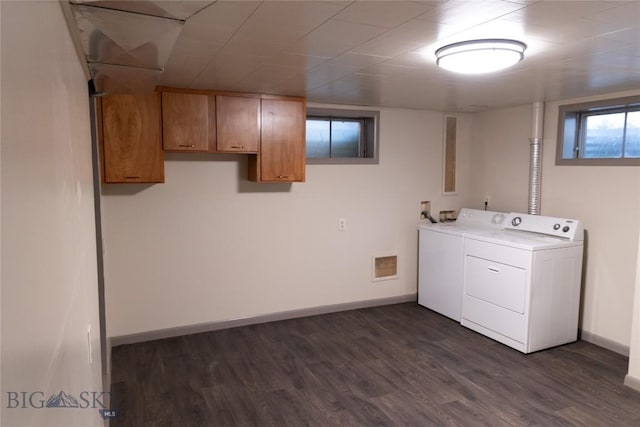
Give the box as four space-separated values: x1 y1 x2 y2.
461 213 584 353
418 209 507 321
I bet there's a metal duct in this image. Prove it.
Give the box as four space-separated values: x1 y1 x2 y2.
528 102 544 215
67 1 213 94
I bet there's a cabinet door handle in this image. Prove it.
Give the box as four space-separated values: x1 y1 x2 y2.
230 145 245 149
488 267 500 273
178 144 196 148
277 175 289 179
125 176 141 180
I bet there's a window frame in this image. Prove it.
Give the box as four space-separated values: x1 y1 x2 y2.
556 95 640 166
306 107 380 165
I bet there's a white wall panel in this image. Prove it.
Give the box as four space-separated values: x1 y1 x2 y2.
1 2 103 426
102 106 473 338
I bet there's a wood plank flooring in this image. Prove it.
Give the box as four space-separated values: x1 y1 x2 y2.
110 303 640 426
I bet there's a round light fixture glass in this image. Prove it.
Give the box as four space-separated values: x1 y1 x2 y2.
435 39 527 74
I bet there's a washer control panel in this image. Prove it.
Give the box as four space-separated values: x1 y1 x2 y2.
503 213 583 241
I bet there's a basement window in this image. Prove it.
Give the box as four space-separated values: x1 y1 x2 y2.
306 108 379 164
557 95 640 166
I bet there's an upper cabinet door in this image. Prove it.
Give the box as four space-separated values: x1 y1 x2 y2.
162 92 214 152
100 93 164 183
259 97 306 182
216 95 260 153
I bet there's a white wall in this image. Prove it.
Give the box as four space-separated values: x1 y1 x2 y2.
543 93 640 350
102 106 472 338
469 104 533 213
469 92 640 352
627 224 640 390
1 2 103 426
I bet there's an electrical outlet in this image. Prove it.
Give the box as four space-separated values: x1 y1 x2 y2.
338 218 347 231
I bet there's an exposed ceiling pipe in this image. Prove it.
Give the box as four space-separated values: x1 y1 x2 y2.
528 101 544 215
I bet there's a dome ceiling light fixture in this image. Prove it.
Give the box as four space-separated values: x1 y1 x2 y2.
435 39 527 74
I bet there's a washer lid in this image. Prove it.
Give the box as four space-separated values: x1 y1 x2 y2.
419 222 478 236
419 208 508 236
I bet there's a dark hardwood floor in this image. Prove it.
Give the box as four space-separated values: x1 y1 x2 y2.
110 303 640 426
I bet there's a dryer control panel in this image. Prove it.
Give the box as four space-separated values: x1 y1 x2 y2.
503 213 583 241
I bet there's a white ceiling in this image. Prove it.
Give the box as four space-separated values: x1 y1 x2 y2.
82 1 640 112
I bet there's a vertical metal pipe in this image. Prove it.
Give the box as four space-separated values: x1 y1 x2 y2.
528 102 544 215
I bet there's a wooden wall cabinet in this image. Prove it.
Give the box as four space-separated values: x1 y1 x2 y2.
99 93 164 183
102 88 306 185
216 95 260 153
162 92 215 152
249 96 306 182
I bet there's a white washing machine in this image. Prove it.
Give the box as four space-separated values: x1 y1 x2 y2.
461 213 584 353
418 208 507 321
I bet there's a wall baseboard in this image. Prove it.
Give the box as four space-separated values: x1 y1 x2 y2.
580 329 630 356
624 374 640 393
110 294 417 347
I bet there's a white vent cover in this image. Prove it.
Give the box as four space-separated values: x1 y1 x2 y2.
372 254 398 282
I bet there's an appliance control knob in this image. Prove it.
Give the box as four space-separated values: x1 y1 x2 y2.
553 223 561 230
562 226 570 233
511 216 522 226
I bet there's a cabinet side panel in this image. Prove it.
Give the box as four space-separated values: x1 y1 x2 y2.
151 93 165 183
247 154 259 182
208 95 216 152
96 97 106 183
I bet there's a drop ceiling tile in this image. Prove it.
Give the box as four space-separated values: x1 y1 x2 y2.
359 62 420 78
232 1 348 43
231 20 317 45
288 19 388 57
349 18 449 57
261 52 330 71
505 1 618 29
169 34 223 58
326 53 390 69
307 83 380 106
589 46 640 69
601 26 640 44
561 18 625 41
220 38 289 58
396 18 462 44
583 1 640 27
237 63 304 92
385 52 434 68
71 0 214 20
192 53 262 89
349 36 420 58
286 38 347 59
159 51 215 88
247 1 347 29
417 0 526 29
333 1 437 28
304 62 362 90
178 1 261 45
437 16 528 44
266 78 308 97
